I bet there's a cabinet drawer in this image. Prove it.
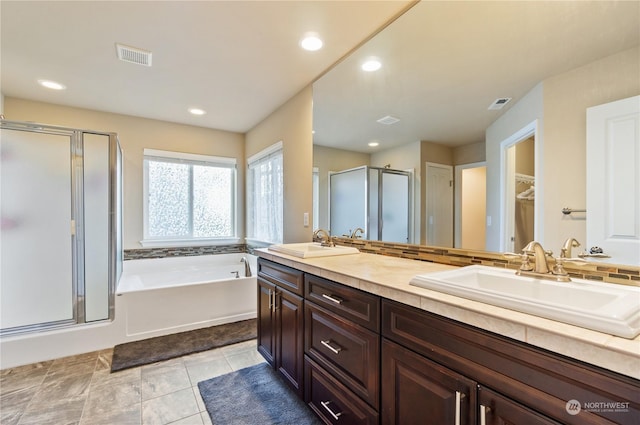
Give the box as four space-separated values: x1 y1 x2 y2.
305 274 380 332
305 356 379 425
305 302 379 409
257 258 304 296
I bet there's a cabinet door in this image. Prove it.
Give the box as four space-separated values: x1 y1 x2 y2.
257 277 276 366
381 339 476 425
276 287 304 398
478 386 561 425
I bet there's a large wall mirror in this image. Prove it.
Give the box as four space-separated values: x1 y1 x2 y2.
312 1 639 266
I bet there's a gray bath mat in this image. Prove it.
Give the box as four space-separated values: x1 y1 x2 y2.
110 318 257 372
198 363 321 424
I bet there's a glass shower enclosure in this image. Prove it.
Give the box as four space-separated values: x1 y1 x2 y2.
329 166 411 243
0 120 122 336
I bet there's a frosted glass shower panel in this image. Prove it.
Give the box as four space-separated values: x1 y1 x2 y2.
330 167 367 237
83 133 110 322
1 129 74 329
381 171 410 242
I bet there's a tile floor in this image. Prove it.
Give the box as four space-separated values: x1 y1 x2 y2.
0 339 265 425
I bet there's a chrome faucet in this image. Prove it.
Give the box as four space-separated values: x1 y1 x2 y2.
561 238 581 258
313 229 334 247
350 227 365 239
240 256 252 277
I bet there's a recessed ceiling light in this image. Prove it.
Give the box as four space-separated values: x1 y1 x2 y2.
188 108 206 116
368 141 380 147
38 79 66 90
361 59 382 72
300 34 323 51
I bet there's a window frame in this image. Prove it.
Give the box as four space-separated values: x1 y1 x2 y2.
141 149 238 247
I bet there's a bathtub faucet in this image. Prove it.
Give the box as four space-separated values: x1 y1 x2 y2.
241 257 252 277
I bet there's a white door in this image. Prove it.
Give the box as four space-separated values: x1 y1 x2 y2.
426 163 453 247
586 95 640 265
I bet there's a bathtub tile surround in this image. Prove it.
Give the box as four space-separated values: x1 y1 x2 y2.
336 238 640 286
124 243 247 260
0 340 263 425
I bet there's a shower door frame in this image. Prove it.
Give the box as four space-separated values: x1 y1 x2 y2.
0 120 121 336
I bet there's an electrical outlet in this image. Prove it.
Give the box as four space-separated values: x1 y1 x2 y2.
303 212 309 227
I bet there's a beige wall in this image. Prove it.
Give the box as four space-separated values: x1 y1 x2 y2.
453 141 485 165
461 166 486 250
542 46 640 254
5 97 245 249
246 86 313 243
485 46 640 254
313 145 370 231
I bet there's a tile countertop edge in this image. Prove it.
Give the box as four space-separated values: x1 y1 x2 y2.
255 249 640 380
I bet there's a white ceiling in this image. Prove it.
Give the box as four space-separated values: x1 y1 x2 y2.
0 0 411 132
313 0 640 152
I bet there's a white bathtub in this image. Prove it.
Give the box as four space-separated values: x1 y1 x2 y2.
117 253 257 337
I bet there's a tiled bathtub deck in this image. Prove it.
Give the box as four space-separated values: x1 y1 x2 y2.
0 340 264 425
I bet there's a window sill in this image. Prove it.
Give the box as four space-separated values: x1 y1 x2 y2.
139 238 242 248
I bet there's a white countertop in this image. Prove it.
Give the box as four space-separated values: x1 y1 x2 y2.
256 249 640 380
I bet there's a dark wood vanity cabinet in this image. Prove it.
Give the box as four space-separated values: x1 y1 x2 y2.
304 274 381 424
382 299 640 425
257 258 639 425
257 259 305 397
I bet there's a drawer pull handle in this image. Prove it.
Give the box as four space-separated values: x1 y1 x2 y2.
320 400 343 421
268 289 274 310
321 339 342 354
322 293 343 304
480 404 490 425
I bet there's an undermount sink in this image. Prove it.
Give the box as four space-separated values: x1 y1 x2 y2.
410 265 640 338
268 242 359 258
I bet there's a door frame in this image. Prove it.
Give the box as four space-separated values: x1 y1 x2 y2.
425 162 454 247
499 119 540 252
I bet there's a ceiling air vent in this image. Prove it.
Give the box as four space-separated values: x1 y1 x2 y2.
116 43 152 67
488 98 512 110
377 115 400 125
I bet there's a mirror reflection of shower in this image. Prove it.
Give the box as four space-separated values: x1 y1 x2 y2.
329 166 411 243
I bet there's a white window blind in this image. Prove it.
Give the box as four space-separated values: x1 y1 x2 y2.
247 142 283 244
143 149 237 245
